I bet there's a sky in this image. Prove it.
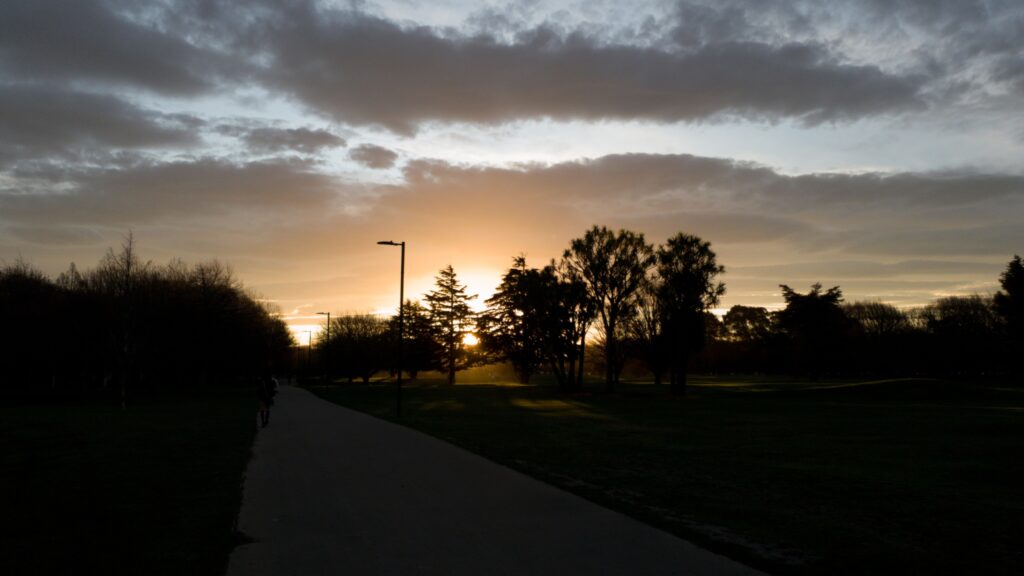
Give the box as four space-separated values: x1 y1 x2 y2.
2 0 1023 343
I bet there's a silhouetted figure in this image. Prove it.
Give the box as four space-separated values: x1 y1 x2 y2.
257 375 277 428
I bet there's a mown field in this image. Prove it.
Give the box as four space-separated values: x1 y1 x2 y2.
1 389 256 575
312 372 1024 575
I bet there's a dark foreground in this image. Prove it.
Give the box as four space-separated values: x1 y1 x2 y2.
1 389 255 575
312 375 1024 575
229 385 760 575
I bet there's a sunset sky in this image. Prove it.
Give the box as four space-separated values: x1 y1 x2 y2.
2 0 1023 342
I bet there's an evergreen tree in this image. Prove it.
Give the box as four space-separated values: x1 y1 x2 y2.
778 283 848 379
994 255 1023 341
392 299 441 379
655 233 725 395
478 257 545 383
423 265 477 385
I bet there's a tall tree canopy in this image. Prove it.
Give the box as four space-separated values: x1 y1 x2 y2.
391 299 440 379
777 283 848 378
477 257 545 384
994 255 1023 341
562 225 654 391
624 280 667 384
843 301 909 338
723 305 773 342
478 257 594 389
654 233 725 395
325 314 391 383
423 265 477 385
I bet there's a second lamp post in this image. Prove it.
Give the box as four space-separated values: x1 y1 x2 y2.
317 311 330 383
377 240 405 417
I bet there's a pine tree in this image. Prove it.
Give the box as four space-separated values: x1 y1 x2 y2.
423 265 476 385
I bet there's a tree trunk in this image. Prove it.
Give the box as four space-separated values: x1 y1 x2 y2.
604 335 615 393
565 355 575 393
577 338 586 391
671 349 689 396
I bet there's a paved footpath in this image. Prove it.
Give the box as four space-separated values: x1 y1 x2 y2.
226 385 764 575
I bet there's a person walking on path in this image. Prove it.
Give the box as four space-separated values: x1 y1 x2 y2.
255 374 277 428
228 385 764 575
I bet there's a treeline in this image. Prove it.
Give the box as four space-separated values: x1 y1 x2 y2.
315 227 1022 391
318 226 725 394
311 268 480 385
1 236 292 402
697 284 1022 379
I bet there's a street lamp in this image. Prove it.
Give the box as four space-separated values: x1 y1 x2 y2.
317 311 330 383
377 240 405 417
304 330 312 377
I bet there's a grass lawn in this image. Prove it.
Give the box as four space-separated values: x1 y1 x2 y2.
1 389 256 575
311 372 1024 575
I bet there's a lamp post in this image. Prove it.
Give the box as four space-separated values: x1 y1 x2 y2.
304 330 312 378
377 240 405 417
317 311 330 383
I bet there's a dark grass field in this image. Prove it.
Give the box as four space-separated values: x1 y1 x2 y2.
1 389 256 575
311 372 1024 575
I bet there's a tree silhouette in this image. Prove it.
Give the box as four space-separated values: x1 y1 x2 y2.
922 295 1001 376
95 232 148 409
0 259 58 393
1 241 293 401
995 255 1023 342
391 299 439 379
843 301 909 338
843 301 911 375
478 257 546 383
548 261 597 392
778 283 848 379
654 234 725 395
723 305 773 342
625 280 667 384
563 226 654 391
327 314 391 383
477 257 595 390
424 265 477 385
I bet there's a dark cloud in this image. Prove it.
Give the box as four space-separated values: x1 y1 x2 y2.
842 224 1024 257
0 0 226 95
389 153 1024 257
349 144 399 169
260 9 924 132
6 225 105 246
731 259 1003 280
0 157 341 225
217 124 346 154
623 210 817 244
0 84 199 165
2 0 1018 134
6 149 1019 262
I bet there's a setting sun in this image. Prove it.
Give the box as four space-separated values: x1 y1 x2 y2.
463 333 479 347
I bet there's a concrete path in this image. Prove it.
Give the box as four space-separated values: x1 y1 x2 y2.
226 385 763 575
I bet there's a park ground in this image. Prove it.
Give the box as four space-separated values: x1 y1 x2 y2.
311 370 1024 575
1 389 254 575
3 373 1022 575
